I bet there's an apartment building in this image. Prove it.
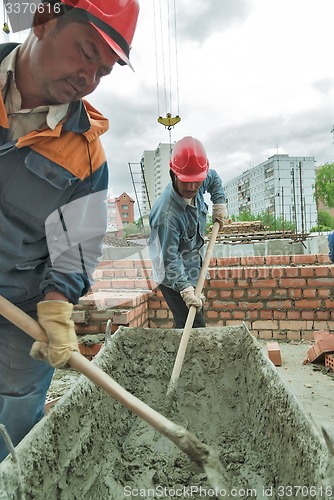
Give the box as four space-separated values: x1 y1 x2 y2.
224 154 317 232
141 143 173 215
107 192 135 236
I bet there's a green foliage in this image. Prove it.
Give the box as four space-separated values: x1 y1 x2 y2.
314 163 334 208
309 209 334 232
231 209 296 231
318 209 334 228
310 225 332 232
123 223 144 237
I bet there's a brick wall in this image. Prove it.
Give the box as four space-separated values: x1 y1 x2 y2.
73 254 334 341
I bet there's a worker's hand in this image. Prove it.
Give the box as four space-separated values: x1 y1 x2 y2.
180 286 205 311
30 301 79 368
212 203 228 229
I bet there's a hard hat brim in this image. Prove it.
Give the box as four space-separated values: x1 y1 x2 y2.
174 171 208 182
93 24 134 71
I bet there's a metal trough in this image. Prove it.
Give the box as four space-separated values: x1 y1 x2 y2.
0 326 332 499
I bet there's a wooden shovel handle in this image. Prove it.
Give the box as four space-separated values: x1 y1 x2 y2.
166 221 220 397
0 295 176 428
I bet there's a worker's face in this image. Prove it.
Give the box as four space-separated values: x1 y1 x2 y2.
175 178 203 198
28 18 119 105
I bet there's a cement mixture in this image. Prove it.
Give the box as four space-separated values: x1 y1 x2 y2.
0 326 333 500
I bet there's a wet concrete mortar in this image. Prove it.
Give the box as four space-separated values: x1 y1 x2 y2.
0 326 333 500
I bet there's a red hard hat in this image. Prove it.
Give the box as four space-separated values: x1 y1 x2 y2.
58 0 139 70
170 136 209 182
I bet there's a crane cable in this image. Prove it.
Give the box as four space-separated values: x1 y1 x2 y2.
153 0 181 151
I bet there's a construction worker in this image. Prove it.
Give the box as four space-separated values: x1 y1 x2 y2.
149 136 227 329
328 231 334 263
0 0 139 462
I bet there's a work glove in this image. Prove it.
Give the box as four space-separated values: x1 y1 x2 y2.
212 203 229 230
30 301 79 368
180 286 205 311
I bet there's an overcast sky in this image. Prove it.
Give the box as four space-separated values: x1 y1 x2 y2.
2 0 334 206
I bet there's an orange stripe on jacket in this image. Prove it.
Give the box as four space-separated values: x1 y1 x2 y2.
16 100 109 180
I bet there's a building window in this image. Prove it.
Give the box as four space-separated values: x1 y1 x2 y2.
122 204 128 209
122 213 129 218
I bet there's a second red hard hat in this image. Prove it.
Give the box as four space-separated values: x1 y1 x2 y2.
170 136 209 182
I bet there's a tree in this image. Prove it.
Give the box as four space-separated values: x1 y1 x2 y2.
314 163 334 208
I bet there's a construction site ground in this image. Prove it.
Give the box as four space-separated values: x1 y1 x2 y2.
47 335 334 437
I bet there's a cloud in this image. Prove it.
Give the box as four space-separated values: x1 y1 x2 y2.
176 0 251 42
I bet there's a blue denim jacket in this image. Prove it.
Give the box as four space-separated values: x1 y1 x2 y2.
328 231 334 263
149 169 225 291
0 43 108 312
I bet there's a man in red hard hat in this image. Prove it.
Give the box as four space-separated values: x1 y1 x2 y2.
149 136 228 328
0 0 139 462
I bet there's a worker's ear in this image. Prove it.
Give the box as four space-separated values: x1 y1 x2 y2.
32 3 58 39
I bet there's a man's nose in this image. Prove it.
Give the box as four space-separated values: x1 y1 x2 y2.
79 63 99 87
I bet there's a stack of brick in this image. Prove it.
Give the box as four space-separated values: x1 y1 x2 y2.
73 259 156 338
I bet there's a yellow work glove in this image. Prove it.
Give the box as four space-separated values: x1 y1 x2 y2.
180 286 205 311
212 203 228 230
30 301 79 368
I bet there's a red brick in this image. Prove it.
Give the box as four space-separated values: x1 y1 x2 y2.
260 310 273 320
303 289 317 298
266 255 290 265
318 254 331 263
256 268 271 279
247 289 260 298
233 289 245 299
241 256 265 266
287 289 302 298
313 330 333 342
271 267 285 279
243 268 258 279
315 267 330 277
267 342 282 366
216 257 240 267
287 310 301 320
285 267 299 277
295 299 322 309
300 267 314 277
301 311 316 320
308 278 334 287
325 353 334 372
256 279 277 288
273 310 287 320
291 255 317 265
279 278 306 288
233 310 246 319
315 311 331 321
307 338 334 362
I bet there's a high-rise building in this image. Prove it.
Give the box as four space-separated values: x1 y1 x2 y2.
224 154 317 232
141 143 173 215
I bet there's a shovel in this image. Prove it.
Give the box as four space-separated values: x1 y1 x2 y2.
166 221 220 399
0 294 228 491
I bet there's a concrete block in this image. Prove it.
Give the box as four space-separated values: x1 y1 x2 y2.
267 341 282 366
